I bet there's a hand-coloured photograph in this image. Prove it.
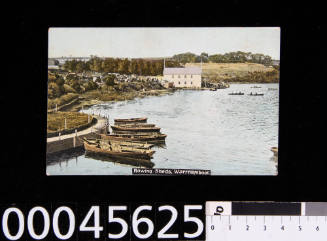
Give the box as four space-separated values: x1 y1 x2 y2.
46 27 280 175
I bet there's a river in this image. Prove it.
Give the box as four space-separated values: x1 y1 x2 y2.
46 83 279 175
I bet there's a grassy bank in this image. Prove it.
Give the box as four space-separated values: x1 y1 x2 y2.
186 62 279 83
48 93 79 109
47 112 91 133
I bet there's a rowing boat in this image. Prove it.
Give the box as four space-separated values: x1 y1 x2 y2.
90 137 154 149
100 133 167 142
248 93 264 96
111 125 161 132
114 117 147 124
83 138 155 159
229 92 244 95
115 123 156 127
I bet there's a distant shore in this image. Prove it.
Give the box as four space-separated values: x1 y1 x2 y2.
62 88 175 112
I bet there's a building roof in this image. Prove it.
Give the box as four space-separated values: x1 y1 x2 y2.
163 67 202 75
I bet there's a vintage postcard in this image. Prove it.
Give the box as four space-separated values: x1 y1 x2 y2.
46 27 280 175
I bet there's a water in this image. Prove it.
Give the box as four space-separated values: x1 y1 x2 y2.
47 83 279 175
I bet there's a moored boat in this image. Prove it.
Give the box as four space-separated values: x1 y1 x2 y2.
114 117 147 124
83 138 154 160
90 137 154 149
115 123 156 127
111 125 161 133
100 133 167 143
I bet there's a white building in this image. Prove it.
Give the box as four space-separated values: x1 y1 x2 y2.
163 66 202 88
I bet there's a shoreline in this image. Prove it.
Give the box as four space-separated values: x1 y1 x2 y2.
49 82 278 113
61 88 175 112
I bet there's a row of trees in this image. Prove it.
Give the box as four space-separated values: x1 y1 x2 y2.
172 51 274 65
48 73 99 98
63 57 181 75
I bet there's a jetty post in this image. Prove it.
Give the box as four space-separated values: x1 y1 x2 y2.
73 129 77 148
88 115 90 123
64 118 67 130
55 104 58 112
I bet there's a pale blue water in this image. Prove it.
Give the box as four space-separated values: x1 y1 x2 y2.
47 83 279 175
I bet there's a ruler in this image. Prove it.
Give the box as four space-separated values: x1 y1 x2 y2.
206 201 327 241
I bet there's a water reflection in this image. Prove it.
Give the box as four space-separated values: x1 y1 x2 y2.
85 152 155 168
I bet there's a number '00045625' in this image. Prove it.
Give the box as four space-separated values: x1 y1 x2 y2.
1 204 205 240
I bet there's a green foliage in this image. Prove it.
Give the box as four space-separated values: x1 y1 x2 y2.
63 84 77 93
64 57 168 76
228 70 279 83
55 76 65 86
84 81 99 91
104 74 116 88
208 51 273 65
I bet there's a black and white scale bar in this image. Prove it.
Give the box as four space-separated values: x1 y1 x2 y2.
232 202 301 215
206 202 327 216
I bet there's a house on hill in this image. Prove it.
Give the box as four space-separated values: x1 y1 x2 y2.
163 66 202 88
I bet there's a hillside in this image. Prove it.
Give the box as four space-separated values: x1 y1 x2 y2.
185 62 279 83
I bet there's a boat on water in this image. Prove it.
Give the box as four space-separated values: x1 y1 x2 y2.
100 133 167 143
88 137 154 149
268 88 278 90
251 86 261 88
115 123 156 127
229 92 244 95
248 93 264 96
111 125 161 133
210 88 217 91
83 138 155 160
114 117 147 124
271 147 278 156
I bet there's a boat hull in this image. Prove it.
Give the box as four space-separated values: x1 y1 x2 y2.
100 133 167 143
111 125 161 132
114 117 147 124
84 142 153 160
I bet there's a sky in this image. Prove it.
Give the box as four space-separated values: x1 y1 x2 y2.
48 27 280 60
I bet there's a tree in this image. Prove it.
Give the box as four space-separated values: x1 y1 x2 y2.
104 74 116 91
